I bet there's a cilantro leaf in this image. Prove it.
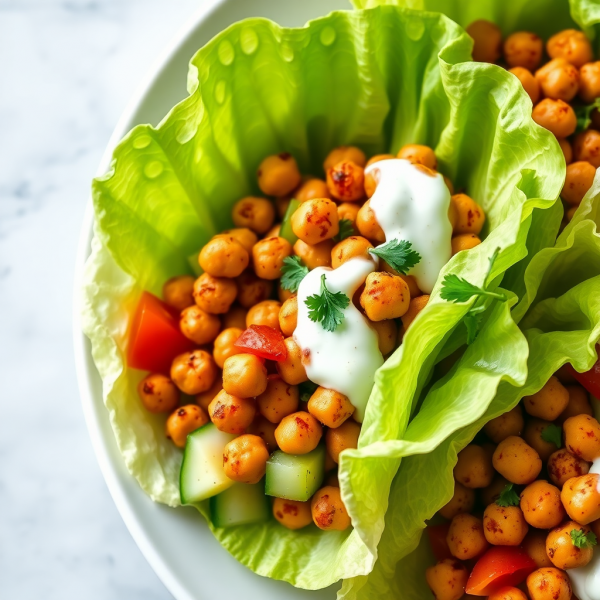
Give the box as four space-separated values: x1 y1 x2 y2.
369 239 421 275
280 255 309 293
496 484 520 507
571 528 597 549
575 98 600 134
464 311 483 344
299 380 318 403
334 219 354 242
305 274 350 332
541 423 563 448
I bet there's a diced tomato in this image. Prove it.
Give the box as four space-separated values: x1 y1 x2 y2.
127 291 195 374
426 523 452 561
567 346 600 398
465 546 536 596
234 325 288 361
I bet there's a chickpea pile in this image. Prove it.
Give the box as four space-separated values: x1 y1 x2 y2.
467 22 600 221
426 372 600 600
136 143 485 532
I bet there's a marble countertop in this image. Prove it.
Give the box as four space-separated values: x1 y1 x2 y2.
0 1 205 598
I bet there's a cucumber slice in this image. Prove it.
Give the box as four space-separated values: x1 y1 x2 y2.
265 444 325 501
210 482 271 528
279 198 300 245
180 423 236 504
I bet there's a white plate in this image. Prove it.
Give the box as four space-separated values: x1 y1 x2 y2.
73 1 350 598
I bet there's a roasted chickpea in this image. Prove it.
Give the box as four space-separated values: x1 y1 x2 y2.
291 198 339 245
213 327 243 369
220 227 258 254
547 29 593 68
523 376 570 421
480 474 511 506
558 385 592 423
208 389 256 434
401 295 430 332
558 138 573 165
273 497 313 530
484 405 524 443
535 58 580 102
256 376 299 424
311 485 351 531
369 318 398 356
137 373 180 413
162 275 195 311
337 202 360 231
563 414 600 461
171 350 219 395
199 235 249 278
425 559 468 600
451 234 481 255
274 411 322 454
265 224 283 239
466 19 502 63
222 304 248 330
231 197 276 234
326 420 360 463
562 160 596 205
562 473 600 524
323 146 367 172
527 567 572 600
548 449 591 488
253 237 293 280
247 415 278 452
523 529 553 568
366 153 394 167
483 503 529 546
331 236 374 269
293 239 334 269
326 161 365 201
165 405 209 447
193 272 237 315
573 129 600 168
179 305 220 345
520 480 566 528
257 153 301 197
359 272 410 321
439 481 476 520
278 282 295 304
278 296 298 337
222 434 269 484
493 436 542 484
524 419 561 462
195 377 223 412
509 66 541 104
504 31 543 70
222 353 268 398
451 193 485 235
275 337 308 385
454 444 494 489
296 178 331 202
447 513 489 559
397 144 437 170
579 61 600 102
356 200 385 244
307 387 355 429
488 587 527 600
546 521 594 569
246 300 282 332
532 98 577 138
235 271 273 308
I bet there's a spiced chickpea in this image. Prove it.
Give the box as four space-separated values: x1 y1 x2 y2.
451 193 485 235
257 153 301 197
326 161 365 201
252 237 293 280
311 486 351 531
466 19 502 63
425 559 469 600
222 353 268 398
447 513 489 559
263 224 281 238
547 29 593 68
273 497 313 530
308 387 355 429
222 304 248 330
356 200 385 244
439 481 476 520
293 239 334 269
291 198 339 245
171 350 219 395
558 138 573 165
562 161 596 205
360 272 410 321
279 296 298 337
523 376 570 421
561 473 600 524
579 61 600 102
573 129 600 168
401 295 430 332
397 144 437 170
295 178 331 202
535 58 580 102
278 282 295 303
246 300 282 331
454 444 494 489
323 146 367 172
162 275 195 311
520 480 565 528
247 415 278 452
523 530 553 568
488 588 527 600
504 32 543 70
326 420 361 463
484 405 524 443
483 503 529 546
337 202 360 231
180 305 220 345
213 327 243 369
222 434 269 484
366 153 395 167
452 234 481 255
138 373 179 413
369 318 398 356
199 235 249 278
235 271 273 308
480 474 511 506
532 98 578 138
193 272 237 314
274 411 322 454
509 67 540 104
524 419 561 462
493 436 542 485
276 337 308 385
527 567 572 600
220 227 258 254
195 377 223 412
558 385 592 423
546 521 594 569
165 405 209 447
331 236 374 269
257 376 299 424
208 389 256 434
563 414 600 461
547 449 591 488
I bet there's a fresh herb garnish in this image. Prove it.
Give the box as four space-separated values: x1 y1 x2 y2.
575 98 600 134
571 528 597 549
541 423 563 448
334 219 354 243
299 381 318 403
369 239 421 275
496 483 520 507
280 255 309 293
464 312 483 345
305 274 350 332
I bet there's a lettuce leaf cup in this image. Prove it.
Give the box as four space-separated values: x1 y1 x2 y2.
83 5 565 590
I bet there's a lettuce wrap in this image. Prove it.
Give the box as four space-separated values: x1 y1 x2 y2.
83 6 565 589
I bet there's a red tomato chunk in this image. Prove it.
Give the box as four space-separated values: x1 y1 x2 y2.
568 346 600 398
234 325 288 361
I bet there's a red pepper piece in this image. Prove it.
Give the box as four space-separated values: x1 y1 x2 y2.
234 325 287 361
567 346 600 398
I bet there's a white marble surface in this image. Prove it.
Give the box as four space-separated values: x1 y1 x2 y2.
0 1 207 598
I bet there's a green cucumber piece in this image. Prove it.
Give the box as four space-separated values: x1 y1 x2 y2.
265 444 325 501
279 198 300 245
210 481 271 528
180 423 236 504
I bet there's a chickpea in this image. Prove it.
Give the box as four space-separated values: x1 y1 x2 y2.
523 529 554 568
222 353 268 398
558 138 573 165
326 420 361 463
222 304 248 330
171 350 219 395
254 237 293 280
527 567 572 600
162 275 195 311
465 19 502 63
273 497 313 530
165 404 209 447
359 272 410 321
295 177 332 203
548 449 591 488
264 224 281 238
493 436 542 484
208 389 256 434
247 415 278 452
257 153 301 197
293 239 333 269
257 376 299 424
447 513 489 559
307 387 355 428
193 272 237 315
451 234 481 255
195 377 222 412
503 32 543 70
524 419 561 462
573 129 600 168
366 153 394 167
561 473 600 524
579 61 600 102
222 434 269 484
323 146 367 172
291 198 339 245
401 295 430 332
563 414 600 461
137 373 180 413
546 521 594 569
439 481 476 520
520 480 566 529
326 161 365 202
275 337 308 385
451 194 485 235
558 385 592 423
356 200 385 244
274 411 322 454
369 318 398 356
484 405 524 443
275 195 291 219
480 474 511 506
454 444 494 489
278 296 297 337
235 271 273 308
397 144 437 170
220 227 258 254
509 66 540 104
535 58 580 102
331 236 374 269
425 559 468 600
483 503 529 546
337 202 360 231
562 160 596 205
199 235 249 278
488 587 527 600
246 300 282 332
311 485 351 531
548 29 593 68
566 205 578 221
213 327 243 369
523 376 570 421
532 98 577 138
231 197 276 235
179 305 220 345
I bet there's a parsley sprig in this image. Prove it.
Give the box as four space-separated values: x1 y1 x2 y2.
575 98 600 133
496 484 520 507
305 274 350 332
541 423 563 448
299 381 318 403
280 256 309 293
334 219 354 243
571 528 597 549
369 239 421 275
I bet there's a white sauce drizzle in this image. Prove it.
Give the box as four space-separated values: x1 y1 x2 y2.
366 158 452 293
293 257 383 422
